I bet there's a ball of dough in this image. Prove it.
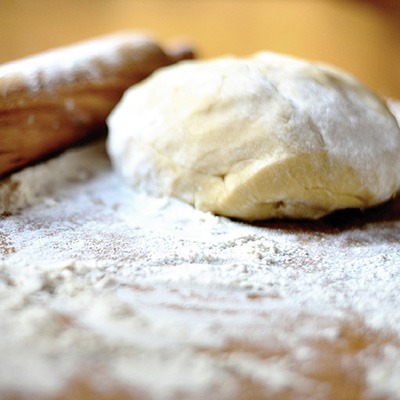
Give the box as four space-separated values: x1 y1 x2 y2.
107 52 400 220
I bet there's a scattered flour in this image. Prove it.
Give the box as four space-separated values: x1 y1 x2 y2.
1 140 400 399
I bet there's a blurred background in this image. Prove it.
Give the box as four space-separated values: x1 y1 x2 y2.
0 0 399 97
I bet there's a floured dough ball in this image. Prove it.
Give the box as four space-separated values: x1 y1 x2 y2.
107 52 400 220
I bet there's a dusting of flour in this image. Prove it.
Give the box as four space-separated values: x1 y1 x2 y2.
1 141 400 399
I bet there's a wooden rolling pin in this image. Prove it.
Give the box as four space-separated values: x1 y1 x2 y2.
0 32 194 177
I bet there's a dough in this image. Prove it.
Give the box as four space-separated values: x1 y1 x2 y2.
107 52 400 220
0 32 193 177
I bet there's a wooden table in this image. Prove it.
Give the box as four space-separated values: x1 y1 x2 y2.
1 2 400 399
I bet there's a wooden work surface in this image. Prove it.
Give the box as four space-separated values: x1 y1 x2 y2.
1 2 400 399
1 117 400 400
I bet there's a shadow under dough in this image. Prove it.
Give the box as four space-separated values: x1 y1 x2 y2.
250 195 400 235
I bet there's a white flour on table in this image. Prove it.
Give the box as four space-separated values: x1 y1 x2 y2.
1 141 400 399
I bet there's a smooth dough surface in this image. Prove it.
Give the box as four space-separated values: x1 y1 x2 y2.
107 52 400 220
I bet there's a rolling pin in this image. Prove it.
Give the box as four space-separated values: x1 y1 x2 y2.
0 32 194 177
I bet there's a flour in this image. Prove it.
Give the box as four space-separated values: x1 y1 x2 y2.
0 33 152 94
1 141 400 399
